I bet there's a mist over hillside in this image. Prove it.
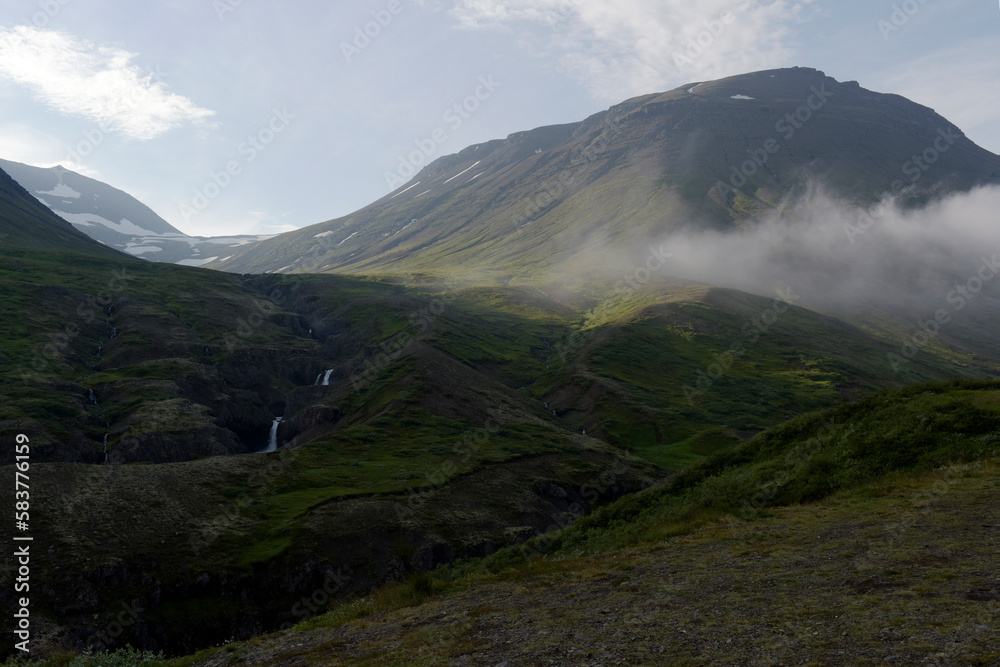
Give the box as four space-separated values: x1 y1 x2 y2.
592 184 1000 310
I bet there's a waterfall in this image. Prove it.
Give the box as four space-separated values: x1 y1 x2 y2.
542 401 556 416
314 373 322 385
264 417 283 453
322 369 334 386
103 434 109 463
89 389 97 405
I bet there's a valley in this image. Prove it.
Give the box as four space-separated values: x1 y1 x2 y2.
0 67 998 665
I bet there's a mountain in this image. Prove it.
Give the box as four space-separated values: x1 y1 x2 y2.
0 158 268 265
210 67 1000 278
0 162 125 258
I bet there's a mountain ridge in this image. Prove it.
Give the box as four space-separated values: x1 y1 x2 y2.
0 158 270 265
209 66 1000 278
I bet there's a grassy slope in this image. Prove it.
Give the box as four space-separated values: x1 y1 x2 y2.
2 174 996 656
159 378 1000 666
530 281 980 471
0 251 667 655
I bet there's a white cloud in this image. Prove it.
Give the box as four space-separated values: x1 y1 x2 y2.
0 123 99 176
436 0 818 100
0 26 214 140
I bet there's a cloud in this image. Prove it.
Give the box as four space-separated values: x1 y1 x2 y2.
434 0 819 100
0 26 214 140
600 185 1000 317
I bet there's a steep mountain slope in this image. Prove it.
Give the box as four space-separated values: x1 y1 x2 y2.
0 159 267 264
210 67 1000 279
0 164 125 258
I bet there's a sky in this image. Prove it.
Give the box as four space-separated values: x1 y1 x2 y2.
0 0 997 238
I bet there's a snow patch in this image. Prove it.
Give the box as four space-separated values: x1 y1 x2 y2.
336 231 358 247
36 184 81 199
55 211 158 236
123 245 163 255
687 83 704 94
443 161 481 184
314 231 335 238
176 257 219 267
392 219 418 237
198 236 264 246
731 94 755 100
390 181 421 199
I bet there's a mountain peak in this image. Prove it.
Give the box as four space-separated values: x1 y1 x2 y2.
211 68 1000 277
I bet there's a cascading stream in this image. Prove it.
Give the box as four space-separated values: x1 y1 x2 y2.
262 417 283 453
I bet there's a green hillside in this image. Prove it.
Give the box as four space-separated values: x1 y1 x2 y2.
93 378 998 666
